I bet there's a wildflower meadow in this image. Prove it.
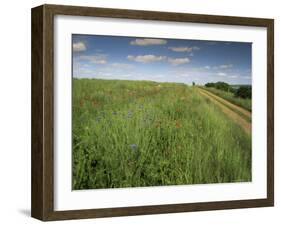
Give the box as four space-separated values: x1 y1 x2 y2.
72 78 251 190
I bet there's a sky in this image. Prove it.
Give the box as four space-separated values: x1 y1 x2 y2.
72 34 252 85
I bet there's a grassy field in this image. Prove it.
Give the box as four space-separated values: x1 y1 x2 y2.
73 79 251 190
201 87 252 112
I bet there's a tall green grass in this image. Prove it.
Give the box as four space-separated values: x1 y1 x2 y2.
201 87 252 111
73 79 251 190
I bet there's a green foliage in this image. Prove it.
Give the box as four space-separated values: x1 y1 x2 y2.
202 87 252 112
205 81 234 92
73 79 252 189
235 86 252 99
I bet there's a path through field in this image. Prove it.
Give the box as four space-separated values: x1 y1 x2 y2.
198 88 251 135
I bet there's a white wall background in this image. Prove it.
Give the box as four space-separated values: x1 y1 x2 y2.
0 0 279 225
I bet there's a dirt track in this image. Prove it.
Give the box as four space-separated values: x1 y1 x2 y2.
198 88 251 135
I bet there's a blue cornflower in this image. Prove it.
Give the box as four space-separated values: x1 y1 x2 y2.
130 144 138 152
128 111 133 118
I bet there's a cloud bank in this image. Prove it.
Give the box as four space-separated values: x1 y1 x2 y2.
130 38 167 46
168 46 200 52
127 55 166 63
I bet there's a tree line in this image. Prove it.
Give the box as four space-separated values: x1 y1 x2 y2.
205 82 251 99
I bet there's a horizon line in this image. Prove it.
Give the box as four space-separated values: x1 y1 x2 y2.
73 77 252 86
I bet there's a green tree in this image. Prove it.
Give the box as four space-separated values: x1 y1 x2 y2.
205 82 231 92
235 86 251 99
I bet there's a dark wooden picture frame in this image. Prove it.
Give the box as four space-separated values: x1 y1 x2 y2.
31 4 274 221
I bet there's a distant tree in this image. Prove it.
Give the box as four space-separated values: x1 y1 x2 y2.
205 81 233 92
215 82 231 92
192 81 195 86
205 82 215 88
235 86 252 99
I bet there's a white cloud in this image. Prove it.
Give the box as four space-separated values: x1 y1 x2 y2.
130 38 167 46
168 57 190 66
127 55 166 63
204 66 211 69
219 64 233 69
111 63 133 69
168 46 200 52
229 75 238 78
168 47 193 52
73 42 86 52
217 72 227 76
192 46 200 50
79 54 107 64
212 64 233 70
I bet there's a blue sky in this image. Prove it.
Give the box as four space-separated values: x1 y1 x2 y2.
72 34 252 85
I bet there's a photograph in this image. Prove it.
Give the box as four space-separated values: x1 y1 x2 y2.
30 3 274 220
72 34 252 190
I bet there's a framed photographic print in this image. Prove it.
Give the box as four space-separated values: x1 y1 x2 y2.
31 4 274 221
